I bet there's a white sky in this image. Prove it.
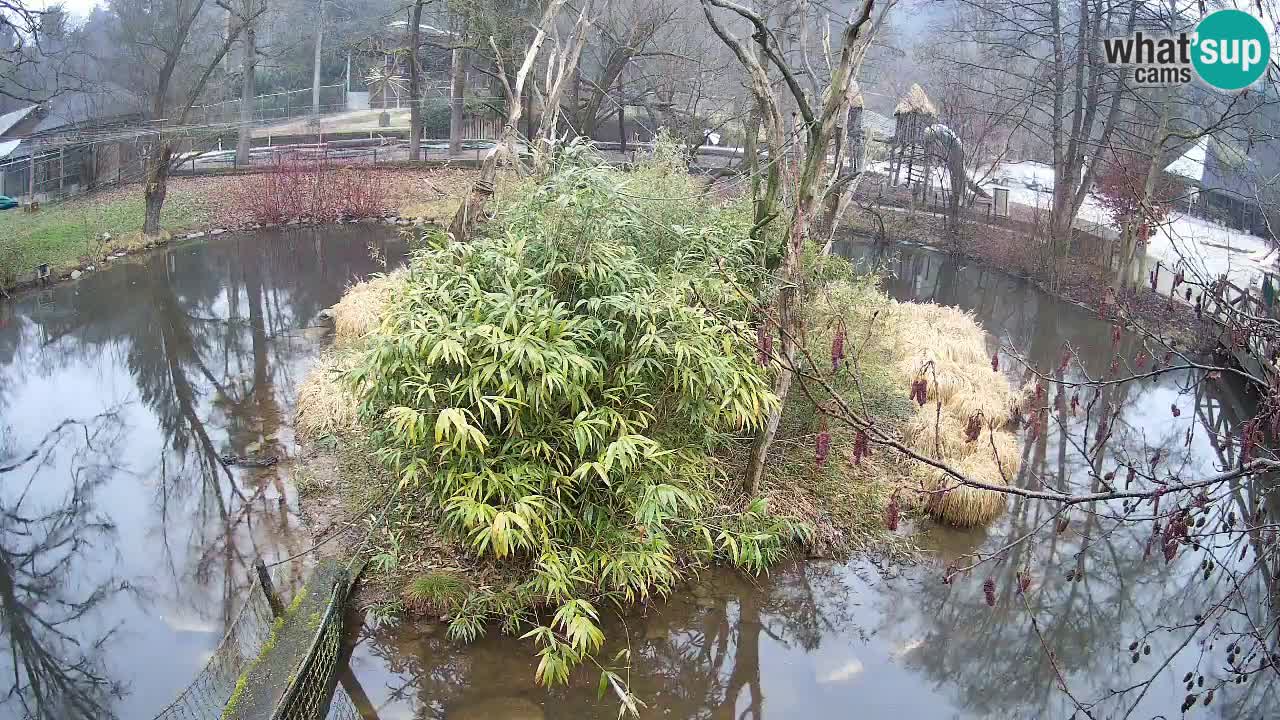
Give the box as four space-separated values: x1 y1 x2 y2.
38 0 102 21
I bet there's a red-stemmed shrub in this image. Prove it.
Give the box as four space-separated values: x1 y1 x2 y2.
1094 151 1178 238
234 154 388 225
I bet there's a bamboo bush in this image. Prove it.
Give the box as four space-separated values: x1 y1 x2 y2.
341 147 806 689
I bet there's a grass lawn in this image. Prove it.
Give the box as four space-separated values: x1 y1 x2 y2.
0 167 477 290
0 185 213 286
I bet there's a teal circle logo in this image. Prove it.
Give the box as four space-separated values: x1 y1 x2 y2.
1193 9 1271 91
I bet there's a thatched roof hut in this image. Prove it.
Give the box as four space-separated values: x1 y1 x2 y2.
849 80 865 109
894 83 937 118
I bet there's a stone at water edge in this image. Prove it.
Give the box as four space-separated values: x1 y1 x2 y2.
70 270 82 280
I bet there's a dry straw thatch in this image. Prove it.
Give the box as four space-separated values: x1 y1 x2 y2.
296 351 363 436
893 83 938 118
297 271 406 436
892 301 1022 527
849 80 864 109
331 271 405 345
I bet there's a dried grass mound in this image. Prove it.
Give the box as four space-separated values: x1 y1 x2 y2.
892 301 1020 527
920 455 1009 528
331 271 405 345
296 352 362 436
894 83 938 118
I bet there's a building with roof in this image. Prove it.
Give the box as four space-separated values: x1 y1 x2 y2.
0 88 144 202
1164 136 1279 239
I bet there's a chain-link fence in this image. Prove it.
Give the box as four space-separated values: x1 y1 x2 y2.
195 85 349 126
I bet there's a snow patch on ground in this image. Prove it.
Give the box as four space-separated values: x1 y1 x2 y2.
985 161 1275 289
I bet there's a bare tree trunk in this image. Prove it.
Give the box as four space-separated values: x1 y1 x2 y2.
446 0 567 240
407 0 424 160
143 141 172 237
1113 89 1171 292
311 0 323 116
534 0 593 172
236 14 256 166
702 0 878 495
449 47 466 156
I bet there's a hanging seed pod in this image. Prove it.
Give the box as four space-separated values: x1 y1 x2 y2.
983 578 996 607
911 374 929 406
991 352 1000 372
1151 450 1162 467
1056 514 1070 534
964 413 982 443
1109 355 1121 376
1171 404 1181 417
756 324 773 367
1016 571 1031 593
1242 420 1258 463
1111 324 1122 345
853 429 869 465
1185 287 1193 301
1126 466 1137 488
1149 270 1158 291
1070 392 1080 416
831 322 847 372
885 493 900 531
816 428 832 469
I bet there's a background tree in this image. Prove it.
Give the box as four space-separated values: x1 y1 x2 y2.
107 0 264 236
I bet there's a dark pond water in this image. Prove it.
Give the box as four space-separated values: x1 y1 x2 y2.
0 226 403 719
2 233 1275 719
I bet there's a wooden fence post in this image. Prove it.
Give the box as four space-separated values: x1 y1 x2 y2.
255 558 285 617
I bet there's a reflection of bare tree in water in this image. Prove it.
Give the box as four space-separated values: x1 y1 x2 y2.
136 242 314 624
352 562 864 720
0 410 130 719
846 242 1280 717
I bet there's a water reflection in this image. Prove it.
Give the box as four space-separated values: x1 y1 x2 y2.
0 409 128 719
0 226 402 718
346 241 1275 719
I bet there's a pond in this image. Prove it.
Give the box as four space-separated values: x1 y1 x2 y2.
1 231 1274 719
0 226 403 719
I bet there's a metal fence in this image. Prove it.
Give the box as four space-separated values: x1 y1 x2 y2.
194 85 349 126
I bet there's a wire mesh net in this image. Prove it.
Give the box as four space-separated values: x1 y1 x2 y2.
150 563 359 720
272 580 348 720
150 573 280 720
323 685 365 720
